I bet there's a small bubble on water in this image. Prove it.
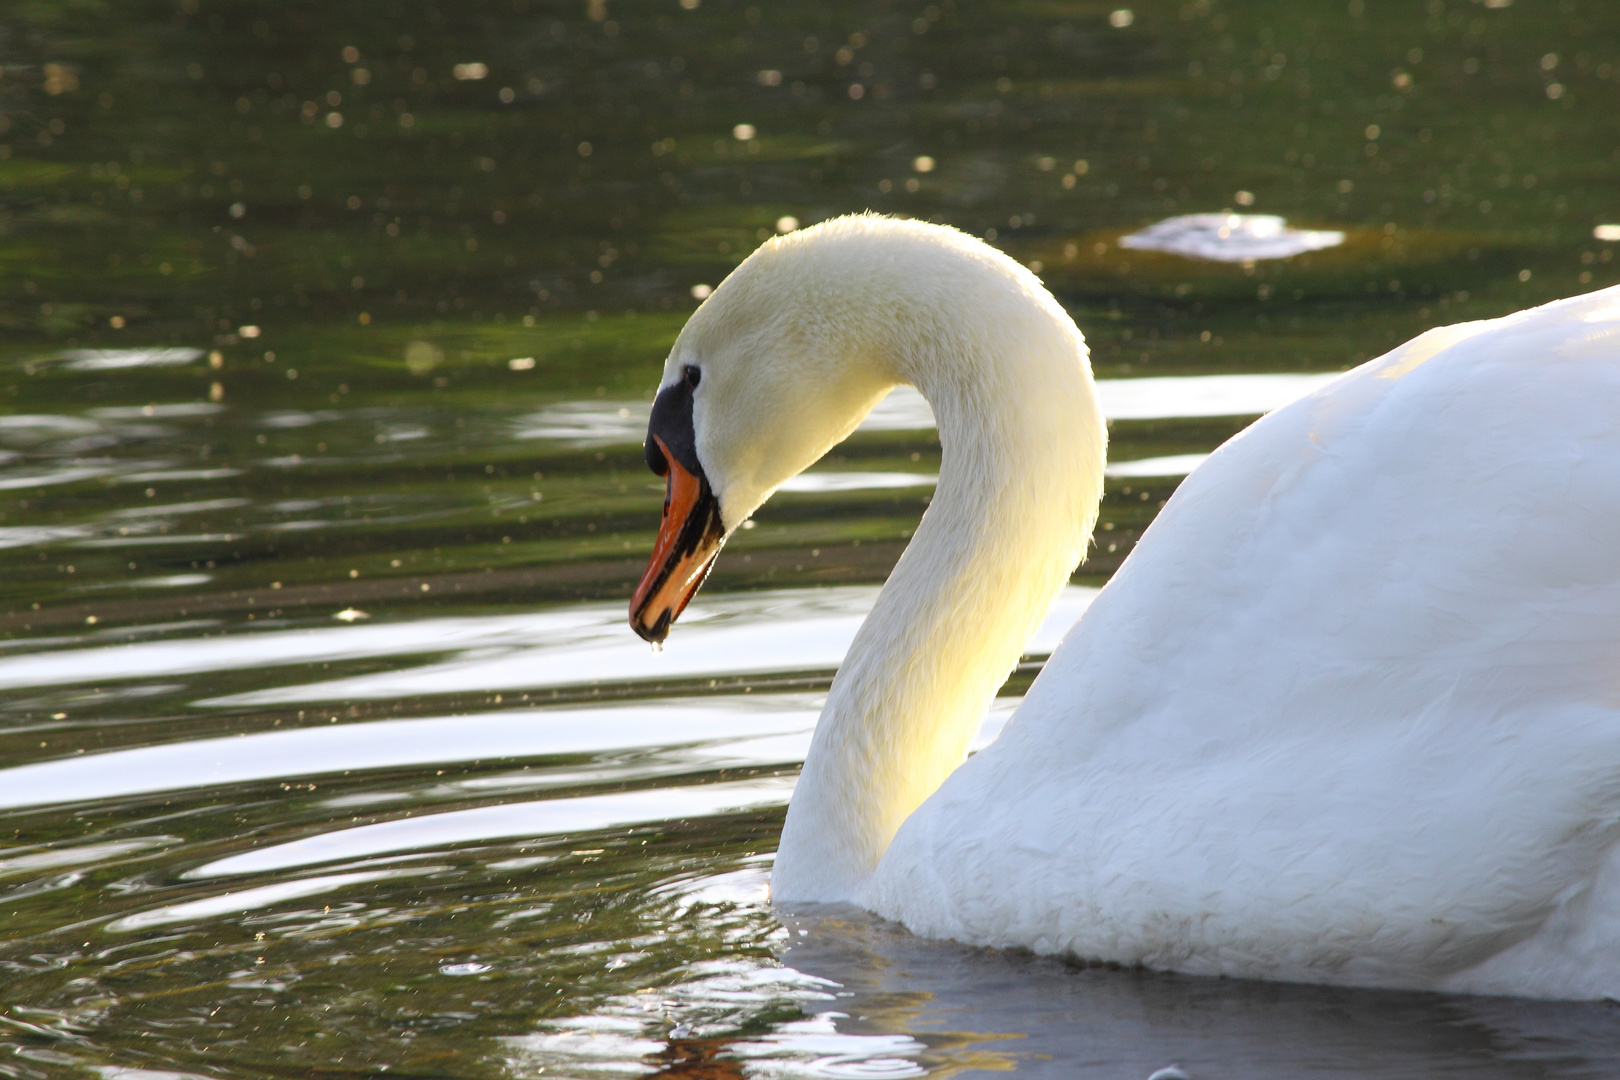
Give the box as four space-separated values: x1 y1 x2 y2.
439 961 491 976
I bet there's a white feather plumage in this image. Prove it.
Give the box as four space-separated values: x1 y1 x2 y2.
661 213 1620 999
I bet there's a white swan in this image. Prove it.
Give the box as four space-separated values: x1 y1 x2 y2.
628 214 1620 1000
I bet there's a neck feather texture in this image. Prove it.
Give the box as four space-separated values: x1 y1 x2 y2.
771 268 1105 902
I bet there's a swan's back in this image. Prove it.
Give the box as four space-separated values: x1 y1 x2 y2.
864 286 1620 999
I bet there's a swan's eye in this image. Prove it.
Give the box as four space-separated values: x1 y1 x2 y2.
683 365 701 390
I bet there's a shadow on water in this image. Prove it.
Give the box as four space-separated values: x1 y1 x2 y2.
0 0 1618 1075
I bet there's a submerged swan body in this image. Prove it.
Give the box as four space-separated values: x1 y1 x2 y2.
629 214 1620 999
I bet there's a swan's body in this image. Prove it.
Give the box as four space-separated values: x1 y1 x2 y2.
631 214 1620 999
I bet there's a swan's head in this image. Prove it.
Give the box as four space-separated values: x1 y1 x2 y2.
629 217 913 641
629 213 1075 642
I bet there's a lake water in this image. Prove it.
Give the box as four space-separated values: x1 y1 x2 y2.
2 1 1619 1076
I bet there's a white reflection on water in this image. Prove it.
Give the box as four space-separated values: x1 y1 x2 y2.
501 960 931 1080
0 692 1019 812
854 390 935 432
0 608 602 689
1118 213 1346 262
89 573 215 590
777 472 937 493
58 348 204 371
0 837 177 876
1105 453 1210 478
654 862 774 907
104 867 437 931
0 524 96 549
0 462 139 491
774 458 1207 488
506 1016 667 1078
204 586 1094 707
511 372 1343 445
76 532 245 549
0 414 103 437
259 409 348 429
0 696 823 810
727 1014 929 1079
96 1068 221 1080
185 778 796 877
0 584 1095 701
111 467 245 485
514 401 644 446
1097 372 1341 420
87 403 225 420
0 403 232 493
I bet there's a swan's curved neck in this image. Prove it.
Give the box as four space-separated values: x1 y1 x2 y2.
772 287 1104 902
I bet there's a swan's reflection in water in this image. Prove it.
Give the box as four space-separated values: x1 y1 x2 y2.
503 881 946 1080
772 906 1620 1079
511 891 1620 1080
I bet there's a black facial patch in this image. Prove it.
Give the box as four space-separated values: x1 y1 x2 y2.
645 370 703 478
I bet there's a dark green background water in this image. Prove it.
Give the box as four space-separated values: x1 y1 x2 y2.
1 1 1618 1077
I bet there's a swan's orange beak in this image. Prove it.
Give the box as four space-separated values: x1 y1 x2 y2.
630 435 726 643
